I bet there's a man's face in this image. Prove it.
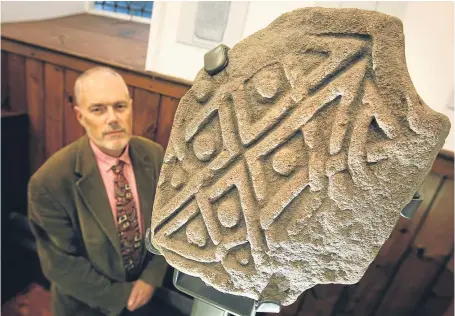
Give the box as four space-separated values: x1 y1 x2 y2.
75 72 133 154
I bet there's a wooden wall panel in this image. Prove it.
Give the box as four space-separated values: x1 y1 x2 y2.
2 51 8 109
432 150 454 180
132 88 160 141
296 285 344 316
373 249 449 316
414 179 454 258
278 293 306 316
128 86 134 100
2 47 189 170
44 63 64 158
2 39 190 99
442 299 454 316
63 69 84 146
416 255 453 316
7 53 27 113
380 174 444 258
156 96 179 149
25 58 45 173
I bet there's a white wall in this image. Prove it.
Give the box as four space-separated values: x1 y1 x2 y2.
1 1 86 23
146 1 410 82
400 2 454 151
146 1 453 151
146 1 209 83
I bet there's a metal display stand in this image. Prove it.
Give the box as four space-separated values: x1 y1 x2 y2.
173 269 280 316
145 232 280 316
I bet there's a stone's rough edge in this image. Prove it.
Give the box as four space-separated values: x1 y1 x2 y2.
150 7 451 306
227 7 449 133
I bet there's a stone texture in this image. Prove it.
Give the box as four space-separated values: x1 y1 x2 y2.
150 7 451 305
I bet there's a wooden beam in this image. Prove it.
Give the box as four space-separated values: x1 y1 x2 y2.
132 88 161 141
1 51 8 109
156 96 179 149
6 52 27 113
44 63 64 158
25 58 46 173
63 69 84 145
415 254 454 316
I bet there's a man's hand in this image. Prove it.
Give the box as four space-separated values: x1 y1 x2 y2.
127 280 155 312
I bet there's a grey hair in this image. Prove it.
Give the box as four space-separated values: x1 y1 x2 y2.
73 66 128 107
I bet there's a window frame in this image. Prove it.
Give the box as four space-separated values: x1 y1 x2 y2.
85 1 152 24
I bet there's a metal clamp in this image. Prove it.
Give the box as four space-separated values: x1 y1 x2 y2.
400 192 423 219
204 44 230 76
255 300 281 313
144 227 162 256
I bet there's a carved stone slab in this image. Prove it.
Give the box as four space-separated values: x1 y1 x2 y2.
150 7 451 305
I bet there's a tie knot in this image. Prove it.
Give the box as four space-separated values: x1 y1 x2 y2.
112 160 125 174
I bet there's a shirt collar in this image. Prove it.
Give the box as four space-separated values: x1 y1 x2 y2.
89 140 132 172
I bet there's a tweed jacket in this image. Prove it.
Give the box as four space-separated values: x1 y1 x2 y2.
28 135 168 316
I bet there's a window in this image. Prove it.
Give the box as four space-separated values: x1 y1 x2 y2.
193 2 231 42
88 1 153 23
176 1 249 49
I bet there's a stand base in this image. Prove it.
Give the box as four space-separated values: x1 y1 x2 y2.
191 299 229 316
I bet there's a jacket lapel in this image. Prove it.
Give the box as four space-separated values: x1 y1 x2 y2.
74 136 157 260
129 139 156 238
74 136 121 257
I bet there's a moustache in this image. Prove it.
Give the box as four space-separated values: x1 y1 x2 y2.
103 128 126 136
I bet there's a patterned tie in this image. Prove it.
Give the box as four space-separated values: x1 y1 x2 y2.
112 160 142 277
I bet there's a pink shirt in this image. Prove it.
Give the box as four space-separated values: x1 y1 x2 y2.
90 141 143 235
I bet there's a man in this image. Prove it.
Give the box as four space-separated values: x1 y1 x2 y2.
28 67 170 315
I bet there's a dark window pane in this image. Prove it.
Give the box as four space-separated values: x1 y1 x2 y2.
94 1 153 18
